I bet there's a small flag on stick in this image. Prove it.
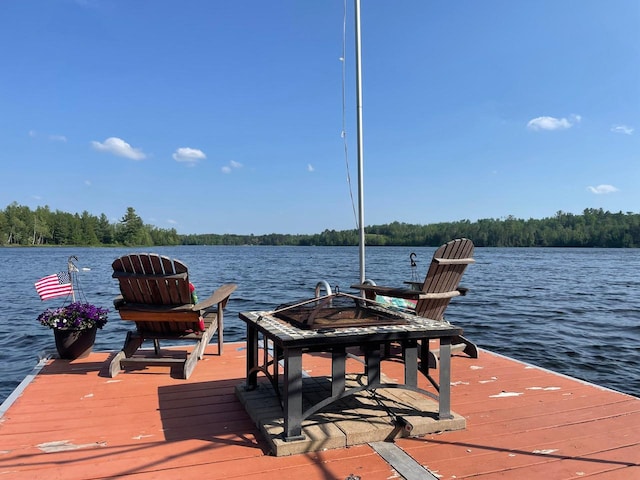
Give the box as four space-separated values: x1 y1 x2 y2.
35 272 73 301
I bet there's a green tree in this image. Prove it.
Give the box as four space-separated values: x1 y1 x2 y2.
96 214 114 244
117 207 146 246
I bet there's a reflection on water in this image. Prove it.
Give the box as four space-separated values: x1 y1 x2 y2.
1 245 639 403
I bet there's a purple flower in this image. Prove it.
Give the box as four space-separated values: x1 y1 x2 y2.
37 302 109 330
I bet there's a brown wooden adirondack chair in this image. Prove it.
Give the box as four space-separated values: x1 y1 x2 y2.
109 253 237 379
351 238 477 365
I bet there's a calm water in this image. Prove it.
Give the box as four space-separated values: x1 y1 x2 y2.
1 245 639 404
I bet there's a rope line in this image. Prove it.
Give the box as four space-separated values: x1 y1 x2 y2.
341 0 359 230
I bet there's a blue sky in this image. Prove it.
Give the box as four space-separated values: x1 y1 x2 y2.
1 1 638 235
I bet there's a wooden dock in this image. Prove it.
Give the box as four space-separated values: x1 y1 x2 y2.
1 341 638 479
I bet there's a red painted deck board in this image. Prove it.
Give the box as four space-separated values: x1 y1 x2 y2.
1 343 638 479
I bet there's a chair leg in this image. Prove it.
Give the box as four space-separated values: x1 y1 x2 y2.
108 331 144 378
453 335 479 358
108 351 126 377
217 310 224 355
183 345 201 379
109 313 226 379
195 327 212 360
123 331 144 357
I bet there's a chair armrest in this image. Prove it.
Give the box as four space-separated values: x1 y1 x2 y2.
433 257 475 265
193 283 237 311
351 284 421 300
113 284 237 314
114 295 125 308
351 283 468 300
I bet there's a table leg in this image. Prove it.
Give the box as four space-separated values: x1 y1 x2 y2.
365 345 381 386
273 343 281 388
404 339 418 387
419 338 430 374
438 337 453 419
332 347 346 397
283 347 304 441
246 325 258 390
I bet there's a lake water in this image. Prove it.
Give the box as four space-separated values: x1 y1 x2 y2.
1 245 639 404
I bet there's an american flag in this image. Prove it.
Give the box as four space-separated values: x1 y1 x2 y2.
35 272 73 301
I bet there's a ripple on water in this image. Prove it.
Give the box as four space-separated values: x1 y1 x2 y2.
1 245 639 403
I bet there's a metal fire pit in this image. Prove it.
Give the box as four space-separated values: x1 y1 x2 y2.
273 293 408 330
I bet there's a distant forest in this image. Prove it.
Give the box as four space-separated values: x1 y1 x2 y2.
2 202 639 248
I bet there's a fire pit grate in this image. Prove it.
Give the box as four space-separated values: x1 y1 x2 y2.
273 293 409 330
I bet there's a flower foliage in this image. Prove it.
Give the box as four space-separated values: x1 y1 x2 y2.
37 302 109 330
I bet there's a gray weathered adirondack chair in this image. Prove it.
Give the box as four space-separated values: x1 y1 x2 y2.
351 238 477 366
109 253 237 379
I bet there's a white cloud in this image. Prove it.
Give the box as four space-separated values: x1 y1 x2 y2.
29 130 68 142
527 114 581 131
587 184 619 194
611 124 634 135
91 137 146 160
173 147 206 165
222 160 242 174
84 180 92 186
307 163 315 172
167 219 177 225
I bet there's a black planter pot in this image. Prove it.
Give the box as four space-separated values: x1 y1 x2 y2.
53 326 97 360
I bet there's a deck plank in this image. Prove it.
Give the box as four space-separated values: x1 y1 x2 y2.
396 348 640 479
0 343 638 479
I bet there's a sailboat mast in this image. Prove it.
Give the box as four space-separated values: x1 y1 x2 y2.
354 0 366 283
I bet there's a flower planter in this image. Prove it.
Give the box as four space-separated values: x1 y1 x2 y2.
53 326 97 360
38 302 108 359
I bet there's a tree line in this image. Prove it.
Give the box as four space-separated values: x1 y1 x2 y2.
181 209 640 248
1 203 180 246
2 203 639 248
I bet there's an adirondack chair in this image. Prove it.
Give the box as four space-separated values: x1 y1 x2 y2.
351 238 477 367
109 253 237 379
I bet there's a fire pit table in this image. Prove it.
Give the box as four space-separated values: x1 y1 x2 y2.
239 295 463 441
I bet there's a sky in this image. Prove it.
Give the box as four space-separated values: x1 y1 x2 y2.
1 0 638 235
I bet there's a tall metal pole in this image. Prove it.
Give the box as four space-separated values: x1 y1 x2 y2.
354 0 366 283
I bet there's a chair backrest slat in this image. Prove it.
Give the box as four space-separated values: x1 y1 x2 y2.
112 253 192 306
